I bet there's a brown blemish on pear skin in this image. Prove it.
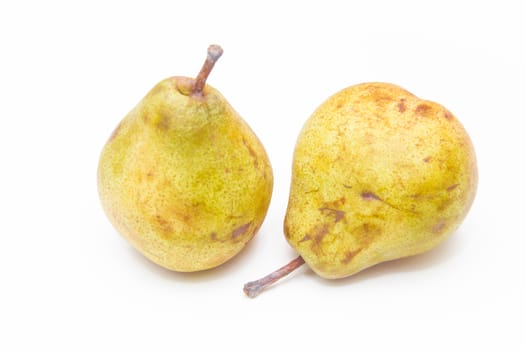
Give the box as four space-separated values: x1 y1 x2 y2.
313 224 329 244
397 99 406 112
365 85 395 105
231 222 251 239
308 223 334 255
298 234 311 243
361 191 380 201
158 113 170 130
447 183 459 191
438 198 453 211
444 110 453 120
432 220 447 234
362 191 417 214
423 156 432 163
168 206 192 224
328 197 346 207
242 138 259 167
342 249 363 264
155 215 172 235
415 104 432 116
358 223 383 247
407 193 437 200
319 207 345 223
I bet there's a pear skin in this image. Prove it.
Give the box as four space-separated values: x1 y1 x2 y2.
244 82 477 297
285 82 477 278
98 46 273 272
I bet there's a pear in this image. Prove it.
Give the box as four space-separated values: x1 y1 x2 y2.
244 82 477 297
98 45 273 272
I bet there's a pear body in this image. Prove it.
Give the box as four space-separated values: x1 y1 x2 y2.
284 83 477 279
98 77 273 271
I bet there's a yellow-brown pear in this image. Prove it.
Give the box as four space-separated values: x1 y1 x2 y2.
98 45 273 272
244 82 477 297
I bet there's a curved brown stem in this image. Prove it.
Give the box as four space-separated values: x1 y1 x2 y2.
243 256 305 298
191 44 223 96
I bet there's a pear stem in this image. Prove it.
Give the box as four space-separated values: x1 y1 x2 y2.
243 256 305 298
191 44 224 96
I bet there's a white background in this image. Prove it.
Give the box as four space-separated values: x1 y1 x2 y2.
1 1 524 348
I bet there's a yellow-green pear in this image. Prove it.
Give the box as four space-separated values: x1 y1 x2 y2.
244 82 477 297
98 45 273 272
